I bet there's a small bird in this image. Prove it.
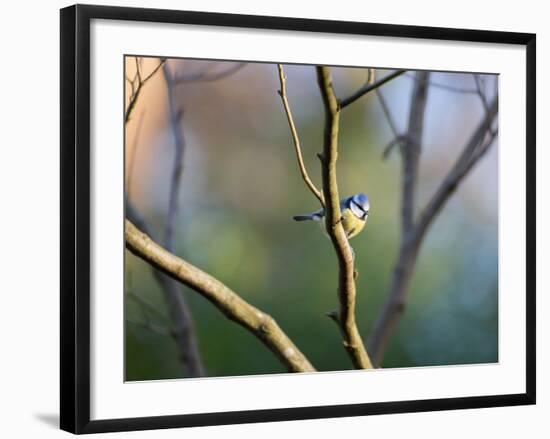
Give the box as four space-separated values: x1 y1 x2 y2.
293 193 370 239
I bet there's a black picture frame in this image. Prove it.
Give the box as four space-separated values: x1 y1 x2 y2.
60 4 536 434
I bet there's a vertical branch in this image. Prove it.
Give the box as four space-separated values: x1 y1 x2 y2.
157 63 204 376
162 64 185 252
316 66 373 369
368 71 431 366
368 80 498 367
401 71 430 233
126 110 145 199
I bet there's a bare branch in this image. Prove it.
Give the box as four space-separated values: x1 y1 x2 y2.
368 71 431 366
365 68 376 86
142 59 167 83
127 289 170 322
153 63 206 376
126 202 206 377
375 89 405 160
376 89 400 140
125 57 166 124
126 318 173 338
126 289 173 337
277 64 325 207
125 220 316 373
316 66 373 369
162 64 186 253
402 71 430 233
474 75 497 137
368 88 498 367
416 96 498 240
339 69 406 109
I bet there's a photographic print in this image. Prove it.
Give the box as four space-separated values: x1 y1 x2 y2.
124 57 499 381
61 5 535 432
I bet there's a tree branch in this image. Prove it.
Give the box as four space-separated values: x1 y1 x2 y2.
277 64 325 207
402 71 430 233
126 202 205 377
125 219 316 373
339 69 406 109
125 110 145 199
368 87 498 367
316 66 373 369
367 71 430 366
416 96 498 241
125 57 166 124
162 64 185 253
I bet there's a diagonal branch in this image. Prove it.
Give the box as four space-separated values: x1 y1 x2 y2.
416 96 498 241
126 202 205 377
368 88 498 367
277 64 325 207
375 89 407 160
125 220 316 373
316 66 373 369
339 69 406 109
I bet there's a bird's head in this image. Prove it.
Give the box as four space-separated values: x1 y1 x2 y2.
350 193 370 220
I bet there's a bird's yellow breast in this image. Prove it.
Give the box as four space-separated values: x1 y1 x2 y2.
319 208 367 239
341 208 367 238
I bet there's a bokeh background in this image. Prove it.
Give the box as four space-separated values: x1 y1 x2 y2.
124 57 498 381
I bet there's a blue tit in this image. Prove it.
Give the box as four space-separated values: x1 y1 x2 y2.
293 193 370 239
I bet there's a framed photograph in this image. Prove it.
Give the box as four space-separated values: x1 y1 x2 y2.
60 4 536 434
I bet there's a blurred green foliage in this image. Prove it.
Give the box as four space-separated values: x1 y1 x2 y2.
125 61 498 381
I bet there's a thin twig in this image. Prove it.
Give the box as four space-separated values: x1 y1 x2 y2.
277 64 325 207
365 68 376 86
339 69 406 109
376 89 400 140
316 66 373 369
125 57 166 124
125 219 316 373
127 290 170 322
474 74 497 136
375 89 405 159
126 318 173 338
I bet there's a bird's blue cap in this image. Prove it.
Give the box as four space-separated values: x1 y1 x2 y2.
352 193 369 210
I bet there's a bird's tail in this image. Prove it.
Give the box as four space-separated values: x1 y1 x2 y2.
293 214 315 221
